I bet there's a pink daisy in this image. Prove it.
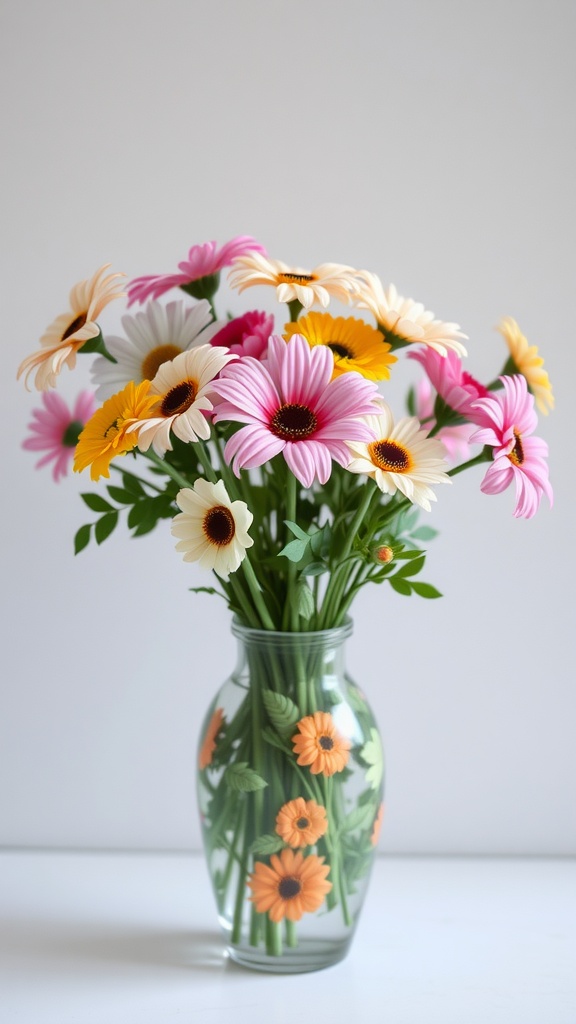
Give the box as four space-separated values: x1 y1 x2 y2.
470 375 553 519
23 390 96 482
210 310 274 360
127 236 267 306
212 334 380 488
409 346 489 421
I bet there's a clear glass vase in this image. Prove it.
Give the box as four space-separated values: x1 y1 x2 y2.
197 620 384 973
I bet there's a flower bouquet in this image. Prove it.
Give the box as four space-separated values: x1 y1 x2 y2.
18 237 553 971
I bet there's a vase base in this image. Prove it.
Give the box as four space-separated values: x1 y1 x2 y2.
226 936 352 974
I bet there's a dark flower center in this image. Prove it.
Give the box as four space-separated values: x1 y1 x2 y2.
142 344 182 381
270 403 318 441
319 735 334 751
61 313 87 341
508 429 525 466
278 876 302 900
160 380 196 417
104 418 122 440
278 273 316 284
203 506 236 546
368 439 411 473
296 817 310 830
62 420 84 448
327 342 353 359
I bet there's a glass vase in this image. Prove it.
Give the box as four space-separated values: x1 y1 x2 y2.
197 620 384 973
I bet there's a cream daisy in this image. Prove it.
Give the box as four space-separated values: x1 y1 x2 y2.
90 299 223 401
171 478 254 579
497 317 554 415
18 265 126 390
228 252 359 309
130 346 235 456
346 403 451 511
353 272 468 357
283 311 397 381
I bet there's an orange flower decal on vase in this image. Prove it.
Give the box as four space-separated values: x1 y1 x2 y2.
248 848 332 923
371 803 385 847
291 711 350 776
199 707 225 769
275 797 328 848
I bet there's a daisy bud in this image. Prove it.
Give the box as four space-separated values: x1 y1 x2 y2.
374 545 394 564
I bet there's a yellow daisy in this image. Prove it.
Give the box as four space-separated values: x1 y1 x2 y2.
497 316 554 415
73 380 159 481
283 312 396 381
17 265 126 390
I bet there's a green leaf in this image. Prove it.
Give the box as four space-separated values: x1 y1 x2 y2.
406 385 416 416
74 524 92 555
262 690 300 736
389 577 413 596
411 526 438 541
284 520 310 543
339 802 376 834
95 511 118 545
295 579 314 621
224 763 268 792
411 581 443 599
250 834 286 855
278 538 309 562
81 493 115 514
106 486 134 505
300 561 328 577
396 555 425 578
121 474 145 497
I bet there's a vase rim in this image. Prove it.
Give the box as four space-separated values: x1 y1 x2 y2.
231 617 353 644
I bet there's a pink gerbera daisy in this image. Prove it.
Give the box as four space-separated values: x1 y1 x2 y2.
209 310 274 360
127 236 267 306
23 390 96 482
409 346 489 421
212 334 380 488
470 375 553 519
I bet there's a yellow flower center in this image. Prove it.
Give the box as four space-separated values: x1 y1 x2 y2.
278 272 316 284
104 417 123 441
508 429 525 466
368 439 412 473
296 817 310 830
271 403 318 441
61 312 87 341
319 735 334 751
203 506 235 547
160 379 197 417
278 876 302 900
141 344 183 381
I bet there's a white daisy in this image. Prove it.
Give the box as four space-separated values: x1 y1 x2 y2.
171 478 254 579
354 272 468 357
346 403 450 511
90 299 223 401
131 345 235 456
228 252 358 309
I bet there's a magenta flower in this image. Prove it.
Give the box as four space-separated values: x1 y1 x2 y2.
470 375 553 519
23 390 96 482
127 236 267 306
212 334 380 488
409 346 489 421
210 310 274 360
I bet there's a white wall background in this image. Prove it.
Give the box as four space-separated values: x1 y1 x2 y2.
1 0 574 855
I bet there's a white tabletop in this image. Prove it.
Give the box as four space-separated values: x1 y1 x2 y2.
0 851 574 1024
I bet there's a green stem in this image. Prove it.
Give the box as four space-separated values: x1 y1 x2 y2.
448 448 492 478
240 556 277 630
282 473 298 631
287 298 303 322
143 450 193 490
110 462 165 494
